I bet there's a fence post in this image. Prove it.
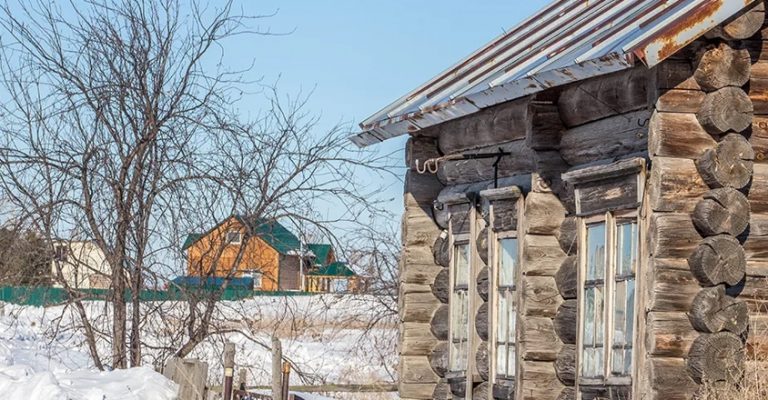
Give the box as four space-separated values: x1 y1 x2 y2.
223 342 235 400
272 337 282 400
281 361 291 400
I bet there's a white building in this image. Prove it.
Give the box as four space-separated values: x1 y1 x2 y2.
51 240 111 289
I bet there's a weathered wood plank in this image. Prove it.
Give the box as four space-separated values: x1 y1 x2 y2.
436 97 531 154
655 88 705 113
401 322 440 356
436 139 535 185
647 263 699 312
520 316 562 361
401 291 442 323
649 213 702 259
401 355 439 384
557 67 649 128
559 110 650 166
648 357 699 400
522 234 566 277
573 172 641 216
400 383 436 400
693 42 751 91
527 102 564 150
406 136 440 171
519 361 565 400
649 111 716 159
524 191 566 235
522 276 562 318
648 157 708 213
655 59 700 91
646 312 697 358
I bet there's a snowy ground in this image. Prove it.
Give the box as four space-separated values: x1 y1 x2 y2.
0 313 177 399
0 294 397 399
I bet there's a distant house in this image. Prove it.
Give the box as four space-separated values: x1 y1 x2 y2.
182 215 356 292
50 240 111 289
306 261 363 293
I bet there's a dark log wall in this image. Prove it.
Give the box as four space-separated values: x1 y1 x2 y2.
642 3 768 399
401 139 445 400
398 4 768 400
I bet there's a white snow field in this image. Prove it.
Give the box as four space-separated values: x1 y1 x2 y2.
0 317 177 400
0 294 397 400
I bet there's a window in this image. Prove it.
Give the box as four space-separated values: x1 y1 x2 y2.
579 213 638 384
243 270 262 289
495 236 518 380
449 242 470 373
226 231 242 245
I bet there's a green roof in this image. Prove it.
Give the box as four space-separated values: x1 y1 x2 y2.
308 261 356 277
245 217 300 255
181 215 301 255
181 234 203 251
307 243 332 266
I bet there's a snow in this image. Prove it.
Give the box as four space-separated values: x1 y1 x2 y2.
0 310 178 400
0 294 397 399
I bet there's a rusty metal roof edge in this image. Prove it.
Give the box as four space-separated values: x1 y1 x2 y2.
352 0 758 148
350 54 634 148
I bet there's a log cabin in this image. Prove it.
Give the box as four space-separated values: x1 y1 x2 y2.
351 1 768 399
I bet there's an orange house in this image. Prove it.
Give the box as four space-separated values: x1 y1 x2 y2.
182 215 320 291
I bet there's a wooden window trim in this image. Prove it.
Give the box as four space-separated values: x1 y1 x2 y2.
576 209 640 393
447 198 474 382
487 195 523 392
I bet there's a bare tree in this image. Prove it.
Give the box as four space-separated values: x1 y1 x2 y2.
0 0 391 370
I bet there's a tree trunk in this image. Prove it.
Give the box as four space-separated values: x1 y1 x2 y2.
688 235 746 286
692 188 750 237
693 43 751 91
689 285 749 335
686 331 744 384
696 133 754 190
431 304 450 341
111 257 127 369
697 87 754 134
555 256 578 300
554 299 577 345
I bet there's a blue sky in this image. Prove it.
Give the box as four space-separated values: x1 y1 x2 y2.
219 1 552 218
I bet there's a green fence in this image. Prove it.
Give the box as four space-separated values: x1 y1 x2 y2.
0 285 312 307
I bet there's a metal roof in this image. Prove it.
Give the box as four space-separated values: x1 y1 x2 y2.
351 0 758 147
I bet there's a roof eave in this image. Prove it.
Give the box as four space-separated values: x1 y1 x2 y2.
350 53 635 148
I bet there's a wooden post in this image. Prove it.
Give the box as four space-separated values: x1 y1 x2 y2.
281 361 291 400
238 368 247 392
272 336 283 400
223 342 235 400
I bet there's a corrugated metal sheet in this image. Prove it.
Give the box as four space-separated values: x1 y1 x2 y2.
351 0 758 147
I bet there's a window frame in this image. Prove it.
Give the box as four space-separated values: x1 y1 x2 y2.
577 209 639 389
448 234 471 374
226 231 242 245
491 229 520 383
